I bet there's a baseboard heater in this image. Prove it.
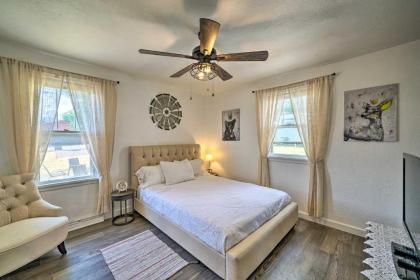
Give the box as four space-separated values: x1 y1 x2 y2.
68 215 105 231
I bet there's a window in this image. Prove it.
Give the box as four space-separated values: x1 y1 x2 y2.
38 87 97 185
271 96 306 159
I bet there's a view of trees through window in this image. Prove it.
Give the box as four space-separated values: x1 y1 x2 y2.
271 97 306 157
39 88 97 184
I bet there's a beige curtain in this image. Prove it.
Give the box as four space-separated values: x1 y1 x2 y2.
0 57 61 175
290 75 333 217
256 88 285 186
67 75 117 214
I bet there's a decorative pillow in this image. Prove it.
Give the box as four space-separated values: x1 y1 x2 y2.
135 165 165 188
160 159 195 185
190 159 204 176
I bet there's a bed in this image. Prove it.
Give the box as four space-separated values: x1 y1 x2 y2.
130 144 298 280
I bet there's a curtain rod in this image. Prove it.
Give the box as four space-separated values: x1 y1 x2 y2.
251 72 335 93
43 65 120 84
0 56 120 84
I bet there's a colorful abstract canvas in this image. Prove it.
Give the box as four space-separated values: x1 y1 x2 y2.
344 84 398 142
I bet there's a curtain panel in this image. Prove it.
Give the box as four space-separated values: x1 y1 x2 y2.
67 74 117 214
255 88 286 187
289 76 333 217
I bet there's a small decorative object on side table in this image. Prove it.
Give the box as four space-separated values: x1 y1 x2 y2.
111 190 135 226
208 171 219 176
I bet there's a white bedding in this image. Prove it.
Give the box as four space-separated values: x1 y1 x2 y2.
139 174 291 254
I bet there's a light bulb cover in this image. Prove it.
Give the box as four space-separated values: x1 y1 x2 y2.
190 63 217 81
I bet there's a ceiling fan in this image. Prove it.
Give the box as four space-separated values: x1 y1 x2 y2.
138 18 268 81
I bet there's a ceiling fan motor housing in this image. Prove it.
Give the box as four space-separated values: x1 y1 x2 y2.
192 46 217 62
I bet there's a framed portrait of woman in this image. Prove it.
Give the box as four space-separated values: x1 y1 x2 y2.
222 109 240 141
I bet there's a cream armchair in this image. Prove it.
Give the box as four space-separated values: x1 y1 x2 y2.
0 173 69 277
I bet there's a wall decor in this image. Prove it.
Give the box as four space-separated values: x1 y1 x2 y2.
149 93 182 130
344 84 398 142
222 109 240 141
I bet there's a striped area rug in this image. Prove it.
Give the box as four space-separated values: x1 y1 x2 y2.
100 230 189 280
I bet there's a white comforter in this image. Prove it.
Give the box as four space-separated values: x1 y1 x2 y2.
140 174 291 254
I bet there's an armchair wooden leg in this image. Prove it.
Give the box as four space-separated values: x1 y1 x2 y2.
57 241 67 255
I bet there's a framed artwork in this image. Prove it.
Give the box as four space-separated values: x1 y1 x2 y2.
222 109 240 141
344 84 398 142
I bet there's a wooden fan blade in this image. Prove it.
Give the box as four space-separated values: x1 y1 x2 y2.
199 18 220 55
170 64 194 78
139 49 195 59
212 64 233 81
216 51 269 61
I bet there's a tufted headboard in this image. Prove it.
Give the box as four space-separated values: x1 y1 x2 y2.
129 144 201 189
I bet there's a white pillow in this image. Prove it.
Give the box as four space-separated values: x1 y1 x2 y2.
190 159 204 176
135 165 165 188
160 159 195 185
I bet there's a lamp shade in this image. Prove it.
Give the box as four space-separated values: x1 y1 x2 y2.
205 154 213 161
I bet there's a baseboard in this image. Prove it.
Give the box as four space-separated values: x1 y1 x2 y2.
68 215 104 231
298 211 366 237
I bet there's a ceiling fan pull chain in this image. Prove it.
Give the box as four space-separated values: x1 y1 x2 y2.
189 80 193 101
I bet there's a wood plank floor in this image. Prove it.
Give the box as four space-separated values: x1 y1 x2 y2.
3 214 366 280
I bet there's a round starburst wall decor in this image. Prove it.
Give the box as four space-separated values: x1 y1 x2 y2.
149 93 182 130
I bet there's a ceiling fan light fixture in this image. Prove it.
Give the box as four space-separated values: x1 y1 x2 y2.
190 62 216 81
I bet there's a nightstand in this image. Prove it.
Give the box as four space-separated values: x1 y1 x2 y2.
111 190 135 226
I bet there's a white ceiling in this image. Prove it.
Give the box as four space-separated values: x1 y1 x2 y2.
0 0 419 86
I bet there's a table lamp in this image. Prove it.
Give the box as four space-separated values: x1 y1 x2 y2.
205 153 213 173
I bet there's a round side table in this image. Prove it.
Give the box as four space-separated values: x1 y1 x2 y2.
111 190 135 226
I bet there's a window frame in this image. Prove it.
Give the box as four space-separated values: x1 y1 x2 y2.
37 89 99 188
269 95 308 163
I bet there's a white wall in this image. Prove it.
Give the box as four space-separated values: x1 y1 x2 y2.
205 40 420 233
0 40 207 224
111 77 207 184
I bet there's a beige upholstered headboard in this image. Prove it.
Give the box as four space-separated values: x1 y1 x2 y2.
129 144 201 189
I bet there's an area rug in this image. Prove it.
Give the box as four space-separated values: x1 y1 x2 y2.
100 230 189 280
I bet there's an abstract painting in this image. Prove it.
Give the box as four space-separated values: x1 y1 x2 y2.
344 84 398 142
222 109 240 141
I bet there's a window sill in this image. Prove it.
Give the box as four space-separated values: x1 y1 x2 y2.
268 154 308 164
38 177 99 192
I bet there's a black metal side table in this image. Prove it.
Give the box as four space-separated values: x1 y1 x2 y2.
111 190 135 226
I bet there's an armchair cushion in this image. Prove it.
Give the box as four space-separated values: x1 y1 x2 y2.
29 199 63 218
0 217 68 276
0 216 68 254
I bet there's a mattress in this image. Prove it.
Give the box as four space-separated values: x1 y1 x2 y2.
139 174 291 254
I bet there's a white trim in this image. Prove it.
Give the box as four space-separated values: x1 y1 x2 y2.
67 205 134 232
68 215 104 231
298 211 366 237
38 177 99 191
269 154 308 164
